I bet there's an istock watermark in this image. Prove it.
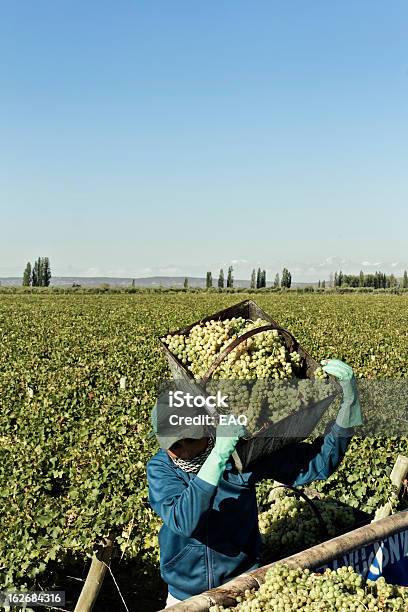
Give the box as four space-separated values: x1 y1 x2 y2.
168 413 247 426
169 389 229 409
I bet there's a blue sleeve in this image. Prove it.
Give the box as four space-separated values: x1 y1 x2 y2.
146 458 216 538
248 422 353 487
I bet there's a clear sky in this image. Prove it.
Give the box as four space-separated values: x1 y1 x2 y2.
1 1 407 281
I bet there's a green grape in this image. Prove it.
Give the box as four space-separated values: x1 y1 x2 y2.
209 563 408 611
258 491 355 558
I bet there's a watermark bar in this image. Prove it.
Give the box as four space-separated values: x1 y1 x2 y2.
154 378 408 439
0 591 66 607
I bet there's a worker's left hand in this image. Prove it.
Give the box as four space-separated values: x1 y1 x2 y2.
321 359 363 428
213 421 246 461
197 422 245 487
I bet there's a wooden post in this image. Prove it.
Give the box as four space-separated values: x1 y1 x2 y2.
390 455 408 489
372 455 408 522
74 538 113 612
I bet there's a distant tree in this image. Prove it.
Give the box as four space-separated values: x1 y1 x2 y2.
318 280 321 288
250 269 256 289
403 270 408 289
38 257 43 286
30 257 51 287
274 273 280 288
331 268 406 289
183 277 189 289
281 268 292 288
23 262 32 286
261 270 266 288
227 266 234 288
37 257 43 286
132 279 136 287
218 269 224 289
32 260 38 287
256 267 261 289
206 271 213 289
322 280 326 288
43 257 51 286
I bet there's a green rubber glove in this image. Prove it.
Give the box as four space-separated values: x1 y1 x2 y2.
197 422 245 486
321 358 363 428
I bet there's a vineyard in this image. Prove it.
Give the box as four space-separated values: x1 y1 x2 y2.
1 292 408 611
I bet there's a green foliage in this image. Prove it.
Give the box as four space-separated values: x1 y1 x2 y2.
218 269 224 289
1 292 408 600
227 266 234 288
311 436 402 514
256 267 261 289
0 295 165 590
43 257 51 287
335 269 400 289
22 263 32 287
30 257 51 287
250 269 256 289
281 267 292 288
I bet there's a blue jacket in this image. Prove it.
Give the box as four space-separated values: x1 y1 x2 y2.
146 422 353 600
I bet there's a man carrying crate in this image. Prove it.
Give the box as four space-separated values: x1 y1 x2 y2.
146 359 363 608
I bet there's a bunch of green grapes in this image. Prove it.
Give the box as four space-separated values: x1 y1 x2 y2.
210 563 408 611
163 318 332 431
246 378 333 431
204 379 332 434
258 491 355 558
162 318 303 380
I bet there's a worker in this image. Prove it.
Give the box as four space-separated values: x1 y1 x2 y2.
146 359 363 608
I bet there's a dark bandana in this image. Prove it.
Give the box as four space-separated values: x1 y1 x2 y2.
170 437 215 473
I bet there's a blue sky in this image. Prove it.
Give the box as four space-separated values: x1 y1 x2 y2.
1 1 407 281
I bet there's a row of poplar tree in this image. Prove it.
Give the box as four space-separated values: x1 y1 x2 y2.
203 266 292 289
22 257 52 286
331 269 408 289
